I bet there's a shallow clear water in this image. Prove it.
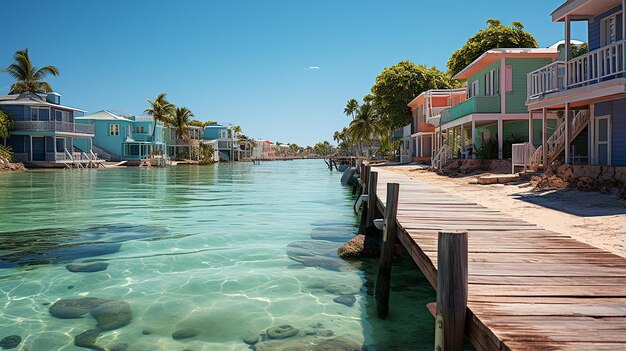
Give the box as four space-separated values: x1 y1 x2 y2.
0 160 437 350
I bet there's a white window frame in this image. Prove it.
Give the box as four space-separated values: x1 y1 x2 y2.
594 115 611 165
468 81 479 98
109 124 120 136
601 11 622 46
485 69 497 96
136 125 145 134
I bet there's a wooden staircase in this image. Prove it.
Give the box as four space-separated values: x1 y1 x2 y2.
432 145 453 170
531 109 590 168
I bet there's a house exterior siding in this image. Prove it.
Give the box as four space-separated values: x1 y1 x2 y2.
588 5 622 51
595 98 626 165
506 58 554 113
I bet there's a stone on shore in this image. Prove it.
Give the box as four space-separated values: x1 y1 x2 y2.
66 262 109 273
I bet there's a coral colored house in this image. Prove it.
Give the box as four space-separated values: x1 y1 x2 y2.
407 89 466 161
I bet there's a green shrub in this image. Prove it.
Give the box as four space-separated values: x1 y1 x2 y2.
0 145 13 162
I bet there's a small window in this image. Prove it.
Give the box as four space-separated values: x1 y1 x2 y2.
136 126 145 133
601 13 622 46
468 81 479 98
484 69 497 96
505 65 513 92
109 124 120 136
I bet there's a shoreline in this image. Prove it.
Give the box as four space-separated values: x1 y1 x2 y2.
381 165 626 258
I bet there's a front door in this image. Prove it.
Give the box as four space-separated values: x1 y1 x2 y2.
32 137 45 161
595 115 611 165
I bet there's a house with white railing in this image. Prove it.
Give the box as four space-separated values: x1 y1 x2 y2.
75 111 166 164
407 89 466 163
433 48 559 169
0 92 100 168
525 0 626 169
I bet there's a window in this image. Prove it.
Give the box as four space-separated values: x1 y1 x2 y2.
505 65 513 92
468 81 479 98
484 69 498 96
601 12 623 46
30 108 50 121
109 124 120 136
136 126 145 133
54 110 70 122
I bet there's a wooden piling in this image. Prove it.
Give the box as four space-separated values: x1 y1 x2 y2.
362 165 371 194
375 182 399 318
365 171 378 231
435 230 468 351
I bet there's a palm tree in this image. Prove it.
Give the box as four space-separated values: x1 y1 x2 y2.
144 93 175 138
1 49 60 94
171 107 194 140
348 103 381 156
344 99 359 120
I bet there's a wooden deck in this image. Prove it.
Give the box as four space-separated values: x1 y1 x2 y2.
373 169 626 351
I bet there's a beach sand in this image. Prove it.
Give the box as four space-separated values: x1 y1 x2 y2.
381 165 626 258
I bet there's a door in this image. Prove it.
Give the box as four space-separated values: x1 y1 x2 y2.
595 115 611 165
32 137 45 161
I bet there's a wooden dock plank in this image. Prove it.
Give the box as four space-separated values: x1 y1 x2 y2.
372 168 626 351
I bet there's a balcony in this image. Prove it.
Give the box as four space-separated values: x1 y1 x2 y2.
440 95 501 124
128 132 153 142
11 121 94 135
527 39 626 99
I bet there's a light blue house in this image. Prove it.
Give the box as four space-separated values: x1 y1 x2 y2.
0 92 95 167
203 123 234 160
75 110 165 163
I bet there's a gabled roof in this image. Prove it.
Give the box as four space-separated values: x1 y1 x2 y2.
75 110 131 121
407 88 467 107
454 48 559 80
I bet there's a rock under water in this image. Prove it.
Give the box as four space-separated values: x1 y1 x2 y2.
266 325 299 339
49 297 111 319
333 295 356 307
287 240 352 272
90 301 132 331
74 328 104 351
66 262 109 273
0 335 22 349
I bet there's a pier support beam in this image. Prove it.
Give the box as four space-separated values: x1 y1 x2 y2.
435 230 468 351
365 171 378 233
375 182 399 318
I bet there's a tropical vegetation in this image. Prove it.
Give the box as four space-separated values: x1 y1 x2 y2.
171 107 194 140
447 19 538 76
1 49 60 94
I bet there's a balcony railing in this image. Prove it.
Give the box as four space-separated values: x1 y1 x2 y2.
11 121 94 135
528 61 566 99
440 95 501 124
527 39 626 98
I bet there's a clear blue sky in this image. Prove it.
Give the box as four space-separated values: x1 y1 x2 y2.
0 0 585 146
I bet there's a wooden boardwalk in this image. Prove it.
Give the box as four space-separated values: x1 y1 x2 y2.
373 169 626 351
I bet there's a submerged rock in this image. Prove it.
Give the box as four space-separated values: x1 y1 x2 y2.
0 335 21 349
242 333 261 345
90 300 132 331
333 295 356 307
313 336 361 351
109 343 129 351
266 325 299 339
324 283 360 295
66 262 109 273
287 241 352 272
74 328 104 351
172 328 197 340
49 297 110 319
310 230 354 242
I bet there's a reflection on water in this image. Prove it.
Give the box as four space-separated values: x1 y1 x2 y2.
0 161 439 350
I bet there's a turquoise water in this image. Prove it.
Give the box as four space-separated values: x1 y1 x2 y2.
0 160 436 350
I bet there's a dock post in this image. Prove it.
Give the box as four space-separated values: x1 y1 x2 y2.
365 171 378 231
435 230 468 351
362 165 371 194
375 182 399 318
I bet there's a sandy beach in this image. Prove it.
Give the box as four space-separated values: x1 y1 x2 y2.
381 165 626 258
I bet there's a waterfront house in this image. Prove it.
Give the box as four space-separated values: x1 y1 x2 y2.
75 111 165 163
203 123 242 161
525 0 626 167
0 92 95 167
165 125 202 160
436 48 559 164
406 89 467 163
252 139 277 159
